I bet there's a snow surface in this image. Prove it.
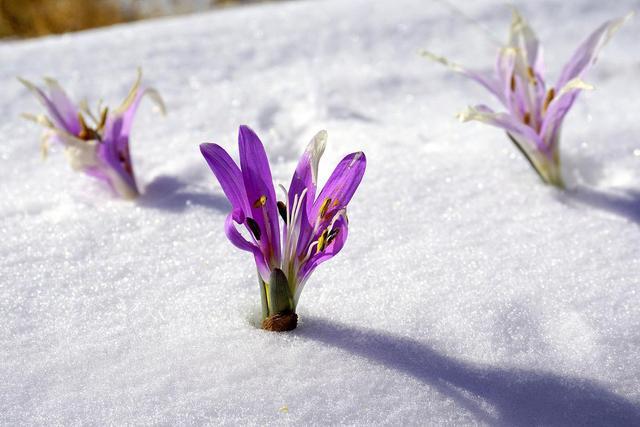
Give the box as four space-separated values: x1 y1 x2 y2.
2 0 640 424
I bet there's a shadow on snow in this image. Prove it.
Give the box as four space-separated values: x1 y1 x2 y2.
298 317 640 426
137 175 229 213
559 186 640 225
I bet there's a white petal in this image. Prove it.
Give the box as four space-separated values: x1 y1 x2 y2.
307 130 327 187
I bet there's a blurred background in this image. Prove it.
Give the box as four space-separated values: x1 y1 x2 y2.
0 0 284 38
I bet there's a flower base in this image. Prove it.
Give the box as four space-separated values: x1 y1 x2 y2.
262 311 298 332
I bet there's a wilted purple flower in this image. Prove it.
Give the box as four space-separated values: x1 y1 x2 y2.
425 10 632 187
200 126 366 331
20 71 164 198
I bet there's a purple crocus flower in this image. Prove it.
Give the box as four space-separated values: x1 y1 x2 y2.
425 10 632 187
200 126 366 331
20 70 164 198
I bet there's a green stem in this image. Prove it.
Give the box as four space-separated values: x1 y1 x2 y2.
506 132 564 189
259 268 294 321
259 275 269 320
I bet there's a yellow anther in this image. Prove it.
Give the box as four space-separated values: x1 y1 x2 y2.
527 66 536 84
319 197 332 217
253 195 267 208
332 198 340 207
98 107 109 130
543 88 555 114
77 113 91 140
316 229 328 253
77 112 99 141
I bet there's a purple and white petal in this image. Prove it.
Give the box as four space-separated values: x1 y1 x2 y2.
495 47 517 110
296 214 349 302
458 104 547 153
225 212 271 282
19 77 81 135
201 143 250 216
99 117 138 197
113 71 165 140
288 130 327 209
508 9 543 74
311 151 366 220
555 12 632 89
238 125 281 263
422 51 503 102
540 78 594 149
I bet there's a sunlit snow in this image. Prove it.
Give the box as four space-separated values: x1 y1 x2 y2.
1 0 639 424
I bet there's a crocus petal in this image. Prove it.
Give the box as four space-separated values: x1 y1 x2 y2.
296 151 364 259
296 215 349 303
96 72 164 199
422 51 503 102
540 78 594 149
113 70 166 140
225 212 271 282
56 132 135 197
288 131 327 258
200 143 250 216
496 47 518 110
311 151 367 220
19 77 81 135
99 117 139 197
288 130 327 209
555 12 632 90
238 125 281 263
56 133 100 171
458 104 546 153
508 9 543 74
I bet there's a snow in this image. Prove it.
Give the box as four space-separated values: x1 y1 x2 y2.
1 0 640 424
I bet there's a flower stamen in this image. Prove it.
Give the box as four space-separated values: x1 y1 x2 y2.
319 197 331 218
253 195 267 208
527 66 536 85
246 217 261 241
542 88 555 114
326 227 340 245
316 229 328 253
277 201 287 223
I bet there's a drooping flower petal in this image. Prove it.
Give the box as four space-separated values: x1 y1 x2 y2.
200 143 250 218
555 12 633 89
238 125 281 263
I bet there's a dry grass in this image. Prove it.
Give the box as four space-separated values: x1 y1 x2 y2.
0 0 137 38
0 0 283 39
